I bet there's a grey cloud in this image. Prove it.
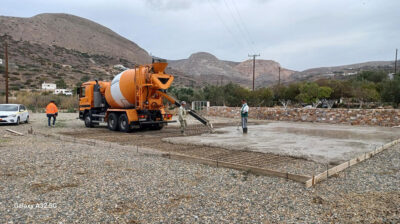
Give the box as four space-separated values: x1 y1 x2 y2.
145 0 193 10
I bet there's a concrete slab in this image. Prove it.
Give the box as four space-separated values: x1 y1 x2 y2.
163 121 400 164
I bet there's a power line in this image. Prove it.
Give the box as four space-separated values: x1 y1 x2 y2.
4 38 9 103
206 0 244 47
230 0 256 47
222 0 252 49
208 0 259 60
278 67 281 86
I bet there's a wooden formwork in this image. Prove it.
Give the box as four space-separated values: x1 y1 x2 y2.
34 131 400 188
161 153 311 183
163 137 399 188
305 138 400 187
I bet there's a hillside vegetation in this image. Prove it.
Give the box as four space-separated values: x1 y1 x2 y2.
170 70 400 108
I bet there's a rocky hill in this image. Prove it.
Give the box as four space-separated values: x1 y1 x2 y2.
0 35 131 91
169 52 296 88
234 60 295 86
168 52 250 86
168 53 398 87
0 14 204 92
292 61 398 81
0 35 204 92
168 52 242 78
0 13 151 65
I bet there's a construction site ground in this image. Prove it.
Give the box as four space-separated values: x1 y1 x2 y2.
59 114 400 178
164 122 400 164
1 113 399 223
2 112 399 180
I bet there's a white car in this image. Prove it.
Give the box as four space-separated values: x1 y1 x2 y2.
0 104 29 125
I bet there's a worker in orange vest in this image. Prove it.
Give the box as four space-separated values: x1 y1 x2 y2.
46 100 58 127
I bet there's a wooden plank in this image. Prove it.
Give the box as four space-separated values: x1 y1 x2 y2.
307 138 400 187
312 162 349 184
5 129 24 136
305 179 313 188
218 161 310 183
164 152 310 184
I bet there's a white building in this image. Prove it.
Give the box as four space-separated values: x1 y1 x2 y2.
113 64 128 71
42 82 57 90
345 72 358 76
54 89 73 96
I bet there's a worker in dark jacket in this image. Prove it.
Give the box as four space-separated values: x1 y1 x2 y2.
241 99 249 134
46 100 58 127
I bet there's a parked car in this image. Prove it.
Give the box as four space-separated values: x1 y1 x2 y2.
303 105 313 109
0 104 29 125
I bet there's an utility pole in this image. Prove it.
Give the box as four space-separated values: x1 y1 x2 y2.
248 54 260 91
395 48 398 74
278 67 281 86
4 38 9 103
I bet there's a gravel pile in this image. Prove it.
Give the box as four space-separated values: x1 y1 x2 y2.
0 113 399 223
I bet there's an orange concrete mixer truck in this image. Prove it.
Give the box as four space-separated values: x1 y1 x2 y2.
77 60 213 132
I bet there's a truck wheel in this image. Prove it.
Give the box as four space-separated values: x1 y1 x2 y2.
118 114 130 132
108 113 119 131
84 113 94 128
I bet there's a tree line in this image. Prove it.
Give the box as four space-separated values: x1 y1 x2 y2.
168 70 400 108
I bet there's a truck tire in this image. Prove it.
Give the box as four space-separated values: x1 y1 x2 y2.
108 113 119 131
84 113 94 128
118 114 130 132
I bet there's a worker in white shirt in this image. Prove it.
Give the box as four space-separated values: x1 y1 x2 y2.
241 99 249 134
179 101 188 135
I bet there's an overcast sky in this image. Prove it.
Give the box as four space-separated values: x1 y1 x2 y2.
1 0 399 70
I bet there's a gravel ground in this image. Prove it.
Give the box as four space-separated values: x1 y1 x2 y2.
58 125 327 177
0 113 399 223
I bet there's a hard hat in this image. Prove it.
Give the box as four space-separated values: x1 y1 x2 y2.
181 101 186 105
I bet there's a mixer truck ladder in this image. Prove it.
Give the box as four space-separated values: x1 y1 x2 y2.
156 90 214 133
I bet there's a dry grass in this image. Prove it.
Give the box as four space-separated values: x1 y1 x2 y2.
0 91 78 112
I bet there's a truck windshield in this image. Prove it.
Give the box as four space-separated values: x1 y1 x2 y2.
0 105 18 111
80 87 86 97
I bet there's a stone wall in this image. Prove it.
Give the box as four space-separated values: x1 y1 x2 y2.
206 107 400 127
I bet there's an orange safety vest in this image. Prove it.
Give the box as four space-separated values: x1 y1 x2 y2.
46 103 58 114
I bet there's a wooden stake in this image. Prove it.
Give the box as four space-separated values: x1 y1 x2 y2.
326 164 329 179
5 129 24 136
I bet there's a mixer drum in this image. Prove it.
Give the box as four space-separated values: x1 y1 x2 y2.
105 69 138 109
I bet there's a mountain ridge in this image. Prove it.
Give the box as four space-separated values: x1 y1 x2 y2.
0 13 151 65
168 52 296 87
